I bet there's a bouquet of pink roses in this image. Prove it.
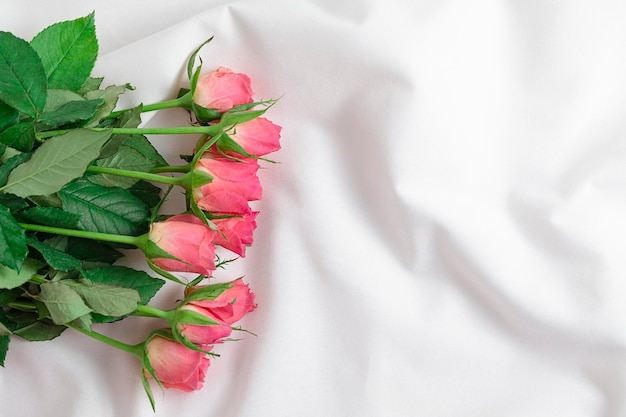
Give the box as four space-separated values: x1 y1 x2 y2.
0 13 281 409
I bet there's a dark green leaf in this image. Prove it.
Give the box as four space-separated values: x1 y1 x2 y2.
122 135 168 166
0 101 19 133
0 122 35 152
0 192 29 213
12 320 65 341
19 206 81 229
0 204 27 271
65 278 140 316
39 98 103 127
30 13 98 91
84 266 165 304
0 259 44 290
0 31 47 118
59 178 149 235
2 129 111 197
112 104 143 129
38 281 92 324
0 152 31 188
0 335 8 366
66 237 123 265
96 105 144 159
0 288 22 305
26 237 81 271
128 180 163 209
4 309 38 326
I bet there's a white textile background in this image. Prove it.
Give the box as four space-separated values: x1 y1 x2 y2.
2 1 626 416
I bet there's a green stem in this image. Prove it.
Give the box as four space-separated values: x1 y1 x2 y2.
36 124 224 140
28 274 46 285
108 94 192 119
68 324 143 357
150 164 191 174
86 166 183 186
19 223 145 247
134 304 171 320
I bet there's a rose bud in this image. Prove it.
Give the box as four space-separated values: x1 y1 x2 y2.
177 304 233 345
186 279 257 325
193 66 254 113
226 117 282 157
212 212 258 257
144 335 211 392
193 155 262 216
148 214 217 276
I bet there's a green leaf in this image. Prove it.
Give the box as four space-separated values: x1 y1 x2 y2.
84 84 129 127
0 204 27 271
27 193 62 209
59 178 149 235
12 320 65 341
70 313 92 330
30 13 98 91
0 259 44 290
0 323 10 337
44 89 85 112
39 98 103 128
19 206 81 229
2 129 111 197
26 237 81 271
84 266 165 304
0 335 8 366
0 31 47 118
0 309 12 337
65 278 140 317
77 77 103 94
90 135 164 188
0 101 19 133
38 281 92 325
0 122 35 152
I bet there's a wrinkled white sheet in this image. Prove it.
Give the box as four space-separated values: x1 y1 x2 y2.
3 0 626 416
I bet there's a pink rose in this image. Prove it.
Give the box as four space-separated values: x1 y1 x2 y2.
193 67 254 113
212 212 258 257
177 304 233 345
194 155 262 215
148 214 217 276
145 335 210 392
186 280 257 325
227 117 282 157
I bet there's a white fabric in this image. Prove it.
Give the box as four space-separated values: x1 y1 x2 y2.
2 0 626 415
